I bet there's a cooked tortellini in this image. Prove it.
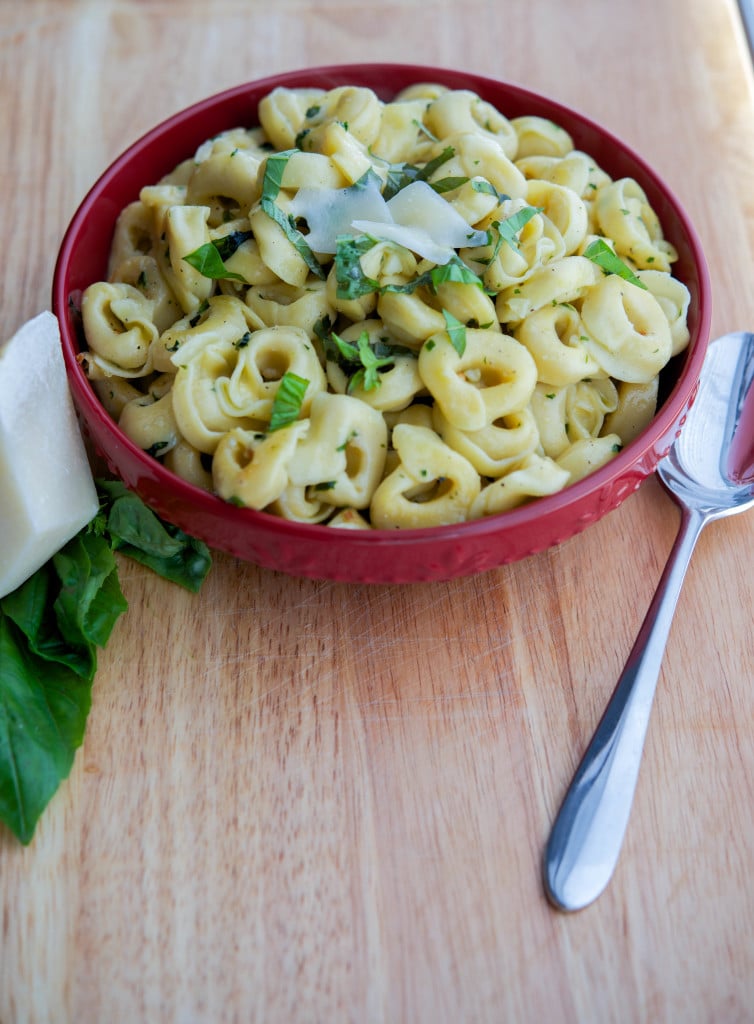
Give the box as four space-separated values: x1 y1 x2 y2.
79 81 691 530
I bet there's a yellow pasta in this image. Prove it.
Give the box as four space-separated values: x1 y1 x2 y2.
78 81 691 529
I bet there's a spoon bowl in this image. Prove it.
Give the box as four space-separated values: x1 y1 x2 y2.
659 332 754 515
544 330 754 912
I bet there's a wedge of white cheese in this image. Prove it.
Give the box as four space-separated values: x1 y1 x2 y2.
0 311 99 598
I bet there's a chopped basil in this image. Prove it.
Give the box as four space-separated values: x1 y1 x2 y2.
183 240 248 282
583 238 647 289
471 179 510 202
325 330 399 392
442 308 467 357
496 205 542 253
260 150 325 279
268 371 309 431
382 253 486 297
426 175 470 195
334 235 381 300
382 145 456 200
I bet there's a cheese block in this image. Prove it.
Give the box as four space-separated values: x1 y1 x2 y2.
0 311 99 598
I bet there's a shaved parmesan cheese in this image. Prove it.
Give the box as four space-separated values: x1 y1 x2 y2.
288 177 488 264
289 174 389 253
0 312 99 598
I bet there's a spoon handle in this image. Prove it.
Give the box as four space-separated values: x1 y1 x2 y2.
544 505 708 912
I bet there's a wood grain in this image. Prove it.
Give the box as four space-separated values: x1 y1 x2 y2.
2 1 754 1021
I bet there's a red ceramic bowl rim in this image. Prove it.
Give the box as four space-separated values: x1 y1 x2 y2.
53 62 712 551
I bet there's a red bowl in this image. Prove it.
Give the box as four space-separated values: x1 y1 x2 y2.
53 63 711 583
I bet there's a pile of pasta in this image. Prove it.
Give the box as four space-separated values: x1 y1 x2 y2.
79 82 691 529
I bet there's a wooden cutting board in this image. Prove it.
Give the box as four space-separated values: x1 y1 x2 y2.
2 1 754 1021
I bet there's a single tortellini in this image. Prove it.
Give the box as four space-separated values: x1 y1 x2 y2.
427 132 527 199
442 176 500 229
595 178 677 271
108 200 153 275
328 508 372 530
579 274 673 382
464 198 565 293
267 483 334 524
496 255 603 324
328 240 418 322
160 205 215 315
163 438 214 491
110 253 182 334
249 193 315 288
276 149 348 192
257 86 327 150
185 148 263 224
555 434 623 484
418 328 538 432
603 378 659 444
156 294 259 372
245 279 334 339
433 406 540 478
305 86 383 148
514 303 604 386
299 121 376 184
171 339 257 453
80 282 159 377
286 391 388 509
119 387 180 456
425 90 519 159
208 220 279 288
526 179 589 255
92 376 143 420
371 424 481 528
470 452 570 517
516 150 612 203
326 320 423 412
213 325 327 423
378 277 498 350
510 116 574 159
564 378 619 440
530 384 568 459
530 378 618 457
212 421 309 509
635 269 691 356
372 97 435 164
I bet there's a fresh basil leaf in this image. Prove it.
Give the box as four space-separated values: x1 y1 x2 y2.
430 255 486 289
0 482 213 844
471 180 510 202
325 331 397 392
583 237 647 289
0 529 127 844
442 308 467 357
382 254 485 297
268 371 309 431
0 612 94 844
98 481 212 593
429 176 470 194
496 205 542 252
183 242 248 283
53 532 127 656
382 145 456 200
260 151 325 279
213 229 253 262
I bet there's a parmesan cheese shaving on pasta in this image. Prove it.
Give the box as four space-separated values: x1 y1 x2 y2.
290 178 488 263
0 312 99 598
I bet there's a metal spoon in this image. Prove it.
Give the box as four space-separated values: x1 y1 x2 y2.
544 330 754 912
